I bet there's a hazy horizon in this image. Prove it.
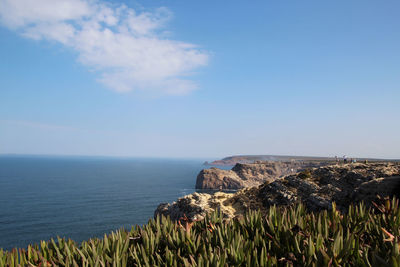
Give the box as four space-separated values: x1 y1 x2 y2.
1 153 399 161
1 0 399 159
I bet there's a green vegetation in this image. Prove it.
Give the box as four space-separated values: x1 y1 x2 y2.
2 198 400 266
298 168 312 179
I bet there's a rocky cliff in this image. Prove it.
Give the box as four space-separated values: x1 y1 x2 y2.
195 161 332 190
155 162 400 221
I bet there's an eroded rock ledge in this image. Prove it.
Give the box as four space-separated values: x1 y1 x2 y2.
195 161 332 190
155 162 400 221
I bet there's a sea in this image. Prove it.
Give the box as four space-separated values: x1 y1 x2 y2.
0 155 230 251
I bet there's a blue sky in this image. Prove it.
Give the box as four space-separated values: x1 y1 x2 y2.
0 0 399 158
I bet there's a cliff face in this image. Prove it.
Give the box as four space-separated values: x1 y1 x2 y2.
258 163 400 211
195 161 331 190
156 162 400 221
195 168 242 189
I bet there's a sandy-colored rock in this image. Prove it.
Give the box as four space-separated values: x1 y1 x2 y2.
155 192 237 221
195 168 243 189
195 161 332 190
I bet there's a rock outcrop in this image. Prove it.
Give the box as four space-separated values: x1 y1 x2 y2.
155 162 400 221
196 161 332 190
196 168 243 189
155 192 237 221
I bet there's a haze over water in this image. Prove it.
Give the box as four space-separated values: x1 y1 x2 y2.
0 156 209 250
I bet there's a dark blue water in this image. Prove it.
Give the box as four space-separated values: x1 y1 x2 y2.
0 156 217 250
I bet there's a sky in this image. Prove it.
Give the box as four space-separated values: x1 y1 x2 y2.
0 0 399 159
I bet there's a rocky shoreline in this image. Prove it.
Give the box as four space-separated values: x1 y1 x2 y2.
155 162 400 221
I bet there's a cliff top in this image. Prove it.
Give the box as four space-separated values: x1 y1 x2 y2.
156 162 400 221
206 155 399 166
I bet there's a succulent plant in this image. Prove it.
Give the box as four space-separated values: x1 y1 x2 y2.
1 197 400 266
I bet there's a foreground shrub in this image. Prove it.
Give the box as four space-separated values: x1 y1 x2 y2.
1 197 400 266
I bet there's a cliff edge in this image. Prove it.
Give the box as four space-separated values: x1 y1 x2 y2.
195 161 332 190
156 162 400 221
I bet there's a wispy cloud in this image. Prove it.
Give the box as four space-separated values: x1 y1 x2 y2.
0 0 209 94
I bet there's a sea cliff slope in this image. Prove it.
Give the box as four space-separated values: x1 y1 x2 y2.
156 162 400 221
196 160 333 190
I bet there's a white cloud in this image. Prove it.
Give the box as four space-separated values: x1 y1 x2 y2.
0 0 208 94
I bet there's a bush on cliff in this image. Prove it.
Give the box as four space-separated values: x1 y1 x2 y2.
1 197 400 266
298 168 312 179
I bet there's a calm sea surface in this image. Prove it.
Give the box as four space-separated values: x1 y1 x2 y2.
0 156 223 250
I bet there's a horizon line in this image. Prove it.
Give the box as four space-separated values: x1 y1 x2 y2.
1 153 399 161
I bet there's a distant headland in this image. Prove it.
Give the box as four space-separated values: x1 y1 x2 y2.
204 154 399 166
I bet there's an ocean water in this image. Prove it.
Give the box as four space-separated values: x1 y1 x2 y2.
0 156 219 251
